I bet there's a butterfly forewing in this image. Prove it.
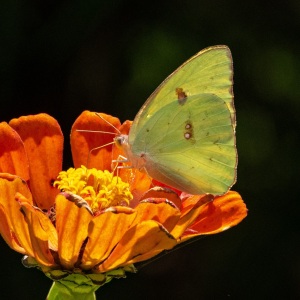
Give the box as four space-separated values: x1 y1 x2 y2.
129 45 234 142
130 93 236 195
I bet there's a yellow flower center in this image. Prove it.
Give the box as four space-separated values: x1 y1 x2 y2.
54 165 133 212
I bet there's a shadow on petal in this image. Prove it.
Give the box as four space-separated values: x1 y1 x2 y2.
0 174 34 256
97 220 177 272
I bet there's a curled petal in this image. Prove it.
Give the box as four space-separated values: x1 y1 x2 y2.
55 194 93 270
81 207 136 270
151 179 182 196
140 187 182 210
181 194 214 214
9 114 63 210
71 111 121 170
179 191 247 242
0 122 29 180
0 174 34 256
16 193 58 267
61 192 93 215
133 198 181 232
97 220 177 272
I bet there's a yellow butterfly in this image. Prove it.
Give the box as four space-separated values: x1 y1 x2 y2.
115 45 236 195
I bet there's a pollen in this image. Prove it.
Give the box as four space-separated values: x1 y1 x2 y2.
54 165 133 212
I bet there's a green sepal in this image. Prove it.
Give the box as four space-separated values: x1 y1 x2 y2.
45 265 137 299
22 255 137 299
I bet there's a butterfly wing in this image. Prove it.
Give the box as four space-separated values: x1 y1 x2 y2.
129 93 236 195
129 45 235 141
128 45 236 195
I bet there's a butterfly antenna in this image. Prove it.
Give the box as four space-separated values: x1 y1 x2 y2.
76 129 117 135
77 113 121 136
95 112 121 134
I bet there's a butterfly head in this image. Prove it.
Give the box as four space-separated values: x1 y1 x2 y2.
114 134 128 149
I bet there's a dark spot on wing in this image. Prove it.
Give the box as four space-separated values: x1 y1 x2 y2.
184 120 195 144
176 87 188 105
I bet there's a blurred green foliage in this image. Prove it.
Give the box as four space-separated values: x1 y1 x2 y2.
0 0 299 299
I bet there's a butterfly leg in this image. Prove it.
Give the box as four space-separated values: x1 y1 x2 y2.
111 155 133 174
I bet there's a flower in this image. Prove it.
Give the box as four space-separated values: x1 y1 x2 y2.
0 111 247 299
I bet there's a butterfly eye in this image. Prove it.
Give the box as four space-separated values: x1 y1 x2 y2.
114 135 128 148
114 136 122 148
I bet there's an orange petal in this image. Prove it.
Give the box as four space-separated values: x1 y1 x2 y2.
118 120 131 135
97 220 177 272
55 194 93 270
181 194 214 214
0 122 29 181
118 169 152 207
170 194 213 239
16 193 58 267
0 174 34 256
9 114 63 210
81 207 136 270
71 111 121 170
132 198 181 232
180 191 247 242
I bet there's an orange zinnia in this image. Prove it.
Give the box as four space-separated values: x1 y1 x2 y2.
0 111 247 299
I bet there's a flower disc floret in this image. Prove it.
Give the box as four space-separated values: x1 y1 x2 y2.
54 165 133 212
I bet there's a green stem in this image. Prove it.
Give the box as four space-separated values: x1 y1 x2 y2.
47 281 97 300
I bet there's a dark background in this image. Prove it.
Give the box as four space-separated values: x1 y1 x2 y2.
1 1 299 299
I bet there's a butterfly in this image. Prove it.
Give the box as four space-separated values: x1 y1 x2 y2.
114 45 236 195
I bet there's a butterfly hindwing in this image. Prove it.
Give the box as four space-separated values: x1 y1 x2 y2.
130 93 236 195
